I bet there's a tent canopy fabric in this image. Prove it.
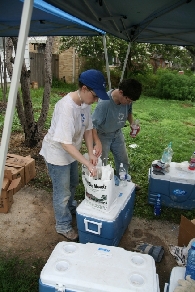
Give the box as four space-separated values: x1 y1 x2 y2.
0 0 105 37
45 0 195 46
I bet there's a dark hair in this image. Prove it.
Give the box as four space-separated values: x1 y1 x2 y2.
118 79 142 101
78 81 93 91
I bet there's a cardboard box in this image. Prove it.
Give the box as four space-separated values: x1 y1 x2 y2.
0 177 21 213
178 215 195 246
6 153 36 184
4 163 25 191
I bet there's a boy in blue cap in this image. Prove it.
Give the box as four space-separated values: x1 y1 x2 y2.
40 69 109 241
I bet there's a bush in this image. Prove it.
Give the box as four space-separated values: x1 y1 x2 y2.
109 68 121 88
155 72 195 101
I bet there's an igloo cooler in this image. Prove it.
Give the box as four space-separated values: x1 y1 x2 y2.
148 161 195 209
76 182 135 246
164 267 185 292
39 241 160 292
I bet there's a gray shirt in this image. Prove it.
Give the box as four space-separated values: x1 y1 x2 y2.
92 89 132 133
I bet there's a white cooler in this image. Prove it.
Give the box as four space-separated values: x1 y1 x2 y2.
164 267 185 292
39 242 160 292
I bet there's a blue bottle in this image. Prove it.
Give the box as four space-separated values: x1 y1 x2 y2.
185 241 195 280
154 194 161 216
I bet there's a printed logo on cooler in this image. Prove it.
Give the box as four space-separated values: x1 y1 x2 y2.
98 247 110 252
173 189 186 196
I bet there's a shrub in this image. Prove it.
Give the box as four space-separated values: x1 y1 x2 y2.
156 72 195 101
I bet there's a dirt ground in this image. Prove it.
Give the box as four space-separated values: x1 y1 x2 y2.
0 133 180 291
0 185 179 292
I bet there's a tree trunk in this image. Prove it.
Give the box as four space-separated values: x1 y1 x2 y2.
5 36 54 148
37 36 53 133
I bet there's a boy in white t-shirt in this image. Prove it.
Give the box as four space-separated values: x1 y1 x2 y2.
40 69 109 241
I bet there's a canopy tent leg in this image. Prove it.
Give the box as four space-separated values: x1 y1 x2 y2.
0 0 34 191
102 35 111 90
120 42 131 82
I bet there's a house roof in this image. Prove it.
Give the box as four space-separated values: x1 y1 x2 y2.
28 37 47 44
45 0 195 46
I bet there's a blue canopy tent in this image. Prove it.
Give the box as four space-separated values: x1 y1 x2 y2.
45 0 195 45
0 0 105 193
0 0 104 37
45 0 195 80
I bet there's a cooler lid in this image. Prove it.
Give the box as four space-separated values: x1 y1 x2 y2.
150 161 195 184
40 242 158 292
76 183 135 221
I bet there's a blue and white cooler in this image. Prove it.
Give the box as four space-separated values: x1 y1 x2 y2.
148 161 195 209
76 182 135 246
39 241 160 292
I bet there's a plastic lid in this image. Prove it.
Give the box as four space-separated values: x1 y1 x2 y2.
191 242 195 249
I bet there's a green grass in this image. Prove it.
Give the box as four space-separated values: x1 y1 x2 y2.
0 254 44 292
0 87 195 290
121 96 195 222
1 88 195 223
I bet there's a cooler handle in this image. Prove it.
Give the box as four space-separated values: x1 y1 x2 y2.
84 218 102 235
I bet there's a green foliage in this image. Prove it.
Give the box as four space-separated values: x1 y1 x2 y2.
155 72 195 101
109 68 121 88
80 57 105 73
52 78 77 90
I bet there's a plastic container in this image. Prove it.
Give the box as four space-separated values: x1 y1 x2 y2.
39 241 159 292
130 119 140 138
76 182 135 246
165 266 185 292
189 151 195 170
119 163 127 187
185 241 195 280
148 161 195 210
154 194 161 216
161 142 173 164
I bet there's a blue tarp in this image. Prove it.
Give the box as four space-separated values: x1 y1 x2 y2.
45 0 195 46
0 0 105 37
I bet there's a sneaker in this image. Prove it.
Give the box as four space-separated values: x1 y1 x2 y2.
58 229 79 241
135 184 141 192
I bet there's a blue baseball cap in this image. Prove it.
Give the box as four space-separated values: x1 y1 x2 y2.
79 69 109 100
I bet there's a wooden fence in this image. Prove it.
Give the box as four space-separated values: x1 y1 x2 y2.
29 52 59 87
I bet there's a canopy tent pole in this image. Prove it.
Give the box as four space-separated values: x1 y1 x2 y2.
102 35 111 90
120 42 131 82
0 0 33 192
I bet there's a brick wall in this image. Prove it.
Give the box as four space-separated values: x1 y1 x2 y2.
53 37 80 83
29 37 80 84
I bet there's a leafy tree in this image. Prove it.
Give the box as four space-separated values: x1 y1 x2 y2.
6 36 54 147
147 44 193 72
60 35 151 75
60 35 193 76
184 46 195 72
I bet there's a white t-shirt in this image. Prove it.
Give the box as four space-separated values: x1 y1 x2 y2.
40 93 93 165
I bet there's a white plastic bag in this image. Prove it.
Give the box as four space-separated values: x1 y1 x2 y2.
82 154 117 212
